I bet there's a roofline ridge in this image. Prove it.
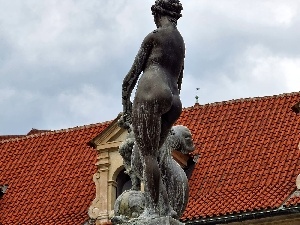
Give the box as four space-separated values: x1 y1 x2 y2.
184 206 300 224
0 120 112 144
183 91 300 110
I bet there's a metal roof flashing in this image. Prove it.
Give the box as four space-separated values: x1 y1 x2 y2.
184 206 300 225
292 101 300 114
0 184 8 198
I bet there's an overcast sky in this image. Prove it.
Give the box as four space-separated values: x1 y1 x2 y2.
0 0 299 134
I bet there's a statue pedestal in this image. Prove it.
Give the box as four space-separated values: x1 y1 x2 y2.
122 216 184 225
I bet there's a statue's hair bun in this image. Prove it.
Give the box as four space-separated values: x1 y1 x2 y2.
151 0 183 20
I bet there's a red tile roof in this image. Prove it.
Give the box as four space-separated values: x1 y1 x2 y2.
178 92 300 221
0 122 110 225
0 135 25 141
1 92 299 224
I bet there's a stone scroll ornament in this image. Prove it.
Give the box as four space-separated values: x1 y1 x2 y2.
114 0 192 224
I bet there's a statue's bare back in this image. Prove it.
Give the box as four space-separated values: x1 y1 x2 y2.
134 25 185 121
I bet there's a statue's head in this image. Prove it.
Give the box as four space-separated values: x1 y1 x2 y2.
151 0 183 23
170 125 195 154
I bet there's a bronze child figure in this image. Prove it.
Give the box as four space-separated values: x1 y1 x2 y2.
122 0 185 219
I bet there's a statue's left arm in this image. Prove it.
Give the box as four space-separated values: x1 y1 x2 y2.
122 34 153 122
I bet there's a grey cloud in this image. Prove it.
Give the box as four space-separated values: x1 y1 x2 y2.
0 0 299 134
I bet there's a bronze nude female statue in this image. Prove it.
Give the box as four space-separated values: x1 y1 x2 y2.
122 0 185 219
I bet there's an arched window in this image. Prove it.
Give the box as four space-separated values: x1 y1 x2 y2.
115 169 132 198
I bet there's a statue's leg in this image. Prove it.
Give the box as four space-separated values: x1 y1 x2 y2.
131 175 141 191
131 95 181 217
132 102 163 217
131 144 142 190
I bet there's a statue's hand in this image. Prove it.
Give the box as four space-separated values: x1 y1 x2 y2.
124 100 132 113
123 100 132 121
123 112 132 126
118 112 132 131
